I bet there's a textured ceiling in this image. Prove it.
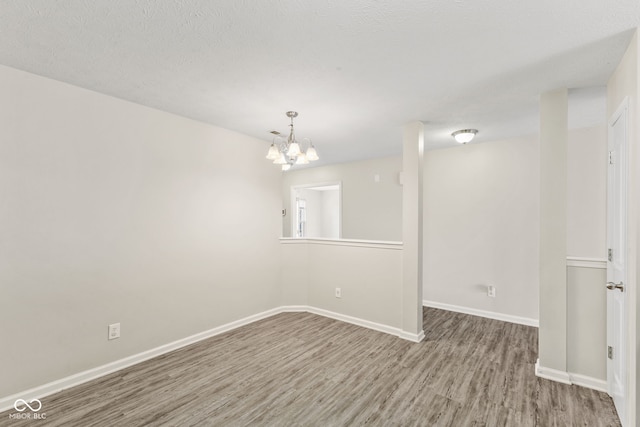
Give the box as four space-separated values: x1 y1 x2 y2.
1 0 639 165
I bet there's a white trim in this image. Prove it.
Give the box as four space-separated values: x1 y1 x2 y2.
398 330 425 343
534 360 608 392
279 305 309 313
0 307 282 413
280 237 403 250
535 359 572 384
423 300 539 327
569 372 608 393
425 303 607 392
280 305 423 342
566 256 607 269
0 305 422 412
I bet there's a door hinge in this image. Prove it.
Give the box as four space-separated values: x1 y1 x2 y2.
609 151 614 165
608 346 613 359
608 248 613 262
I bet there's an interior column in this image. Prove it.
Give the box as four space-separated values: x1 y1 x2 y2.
402 121 425 341
538 89 569 378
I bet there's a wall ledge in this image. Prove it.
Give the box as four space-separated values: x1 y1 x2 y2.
566 257 607 269
280 237 403 250
0 305 421 413
423 300 539 327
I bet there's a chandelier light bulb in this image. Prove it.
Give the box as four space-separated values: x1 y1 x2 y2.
306 145 319 161
266 143 280 160
287 141 301 157
274 152 288 165
295 153 309 165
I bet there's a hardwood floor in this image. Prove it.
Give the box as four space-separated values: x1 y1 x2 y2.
1 308 621 426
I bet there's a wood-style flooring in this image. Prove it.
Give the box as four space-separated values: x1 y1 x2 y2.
0 308 621 426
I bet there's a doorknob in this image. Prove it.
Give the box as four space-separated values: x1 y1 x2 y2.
606 282 624 292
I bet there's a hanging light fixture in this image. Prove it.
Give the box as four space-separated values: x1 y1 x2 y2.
451 129 478 144
266 111 319 170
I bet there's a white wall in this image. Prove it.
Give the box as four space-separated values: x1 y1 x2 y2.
565 123 608 384
321 190 340 239
281 239 403 330
0 65 282 398
282 157 402 241
423 136 540 322
567 265 607 381
567 125 607 259
539 89 569 373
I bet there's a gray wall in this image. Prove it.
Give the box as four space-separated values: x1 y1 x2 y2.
0 64 282 397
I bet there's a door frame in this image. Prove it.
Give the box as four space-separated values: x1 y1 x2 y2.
606 96 630 425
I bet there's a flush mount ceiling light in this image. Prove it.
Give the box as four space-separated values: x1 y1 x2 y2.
266 111 319 171
451 129 478 144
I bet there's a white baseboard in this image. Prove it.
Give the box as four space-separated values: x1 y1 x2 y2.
1 305 423 412
423 300 539 327
399 329 425 343
568 372 607 393
534 359 607 393
5 303 606 414
0 307 283 413
300 306 424 343
279 305 309 313
535 359 572 384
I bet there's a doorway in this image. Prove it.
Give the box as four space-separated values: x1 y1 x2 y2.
290 183 341 239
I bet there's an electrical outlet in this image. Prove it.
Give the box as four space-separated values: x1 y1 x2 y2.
108 323 121 340
487 285 496 298
335 287 341 298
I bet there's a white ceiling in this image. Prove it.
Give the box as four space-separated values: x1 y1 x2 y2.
1 1 639 166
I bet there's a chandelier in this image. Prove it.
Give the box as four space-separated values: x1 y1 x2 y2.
265 111 319 171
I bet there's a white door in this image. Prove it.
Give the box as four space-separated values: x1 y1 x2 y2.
607 98 628 423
